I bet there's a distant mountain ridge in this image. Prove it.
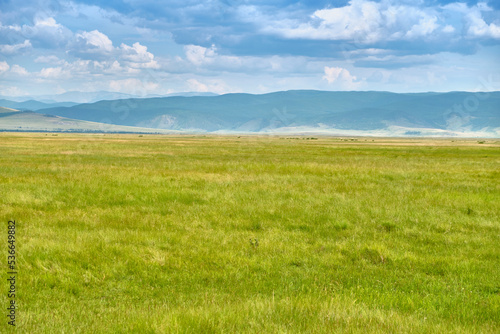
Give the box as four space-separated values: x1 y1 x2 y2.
0 99 78 111
33 90 500 137
0 91 219 104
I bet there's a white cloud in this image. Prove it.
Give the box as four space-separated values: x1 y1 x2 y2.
323 66 356 83
254 0 445 43
102 60 123 73
440 2 468 13
311 0 383 42
343 48 390 58
466 11 500 39
65 60 92 75
442 25 455 33
120 42 159 69
186 78 233 94
34 17 62 29
35 55 64 64
323 66 363 90
0 17 70 52
76 30 114 54
109 78 159 95
184 44 250 71
71 30 160 71
444 2 500 39
187 78 209 92
0 61 10 74
32 56 155 85
10 65 29 76
185 44 217 66
39 67 67 79
0 85 26 97
405 16 438 38
0 40 31 55
100 60 140 74
23 17 73 48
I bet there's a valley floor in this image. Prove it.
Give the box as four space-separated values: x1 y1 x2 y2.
1 133 499 333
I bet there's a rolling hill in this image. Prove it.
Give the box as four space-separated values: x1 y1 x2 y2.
0 107 176 133
0 99 78 111
35 90 500 137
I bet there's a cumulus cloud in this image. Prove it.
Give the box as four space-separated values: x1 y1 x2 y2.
35 60 95 80
466 10 500 38
0 40 32 55
39 66 67 79
185 44 217 66
0 16 71 52
120 42 159 69
72 30 114 59
10 65 29 76
64 59 93 75
79 30 114 52
323 66 358 85
69 29 160 69
186 78 233 94
0 61 10 74
101 60 124 74
35 58 139 80
322 66 366 90
443 2 500 39
24 17 73 48
183 44 251 71
34 17 60 28
405 16 439 39
187 78 211 92
259 0 443 44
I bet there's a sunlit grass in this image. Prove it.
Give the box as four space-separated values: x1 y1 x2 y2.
1 133 499 333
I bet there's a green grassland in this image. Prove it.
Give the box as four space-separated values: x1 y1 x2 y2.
1 133 499 333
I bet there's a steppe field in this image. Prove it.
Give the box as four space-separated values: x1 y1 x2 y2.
1 133 499 333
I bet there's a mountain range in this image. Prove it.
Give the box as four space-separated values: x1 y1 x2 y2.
0 90 498 137
0 99 78 111
0 91 218 104
34 90 500 137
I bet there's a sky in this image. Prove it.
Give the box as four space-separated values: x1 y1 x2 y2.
0 0 499 97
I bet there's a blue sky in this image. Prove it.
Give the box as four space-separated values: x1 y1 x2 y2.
0 0 499 96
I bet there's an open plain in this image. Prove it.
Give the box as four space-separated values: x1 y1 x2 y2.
1 133 499 333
